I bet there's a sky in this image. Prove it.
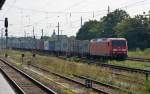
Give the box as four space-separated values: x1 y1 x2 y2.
0 0 150 38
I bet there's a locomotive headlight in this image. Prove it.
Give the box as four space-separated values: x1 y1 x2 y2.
121 49 126 51
113 49 117 51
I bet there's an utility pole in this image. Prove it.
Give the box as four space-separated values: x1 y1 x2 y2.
108 6 110 14
60 30 63 54
81 16 83 27
31 26 36 62
32 26 36 57
56 22 60 41
92 11 95 19
24 30 26 38
41 29 43 39
33 26 35 39
58 22 60 55
56 22 61 56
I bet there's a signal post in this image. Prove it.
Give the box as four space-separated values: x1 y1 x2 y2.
4 17 8 57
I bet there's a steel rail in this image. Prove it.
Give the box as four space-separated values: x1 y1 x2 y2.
73 75 133 94
127 57 150 62
30 64 109 94
0 58 57 94
0 67 25 94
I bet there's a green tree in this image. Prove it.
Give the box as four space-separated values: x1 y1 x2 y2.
101 9 129 37
76 20 102 40
76 9 129 40
115 15 150 49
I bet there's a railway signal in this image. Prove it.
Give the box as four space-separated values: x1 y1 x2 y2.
5 18 8 38
4 17 8 57
4 17 8 27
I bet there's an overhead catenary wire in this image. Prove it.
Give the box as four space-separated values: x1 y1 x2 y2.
3 0 150 19
3 0 150 37
120 0 149 9
6 0 145 27
7 0 150 27
32 0 150 28
1 0 91 30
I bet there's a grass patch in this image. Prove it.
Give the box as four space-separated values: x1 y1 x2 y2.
2 49 150 94
128 48 150 59
144 81 150 93
108 60 150 71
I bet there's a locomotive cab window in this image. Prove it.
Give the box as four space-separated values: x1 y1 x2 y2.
112 40 126 46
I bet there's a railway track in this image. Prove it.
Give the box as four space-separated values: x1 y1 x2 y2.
0 58 56 94
73 75 133 94
78 58 150 74
97 63 150 74
127 57 150 62
30 64 110 94
28 63 132 94
13 50 150 75
57 56 150 80
48 56 150 81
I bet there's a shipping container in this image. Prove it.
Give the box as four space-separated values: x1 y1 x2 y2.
61 38 69 52
78 40 90 55
74 40 80 54
44 41 55 51
0 38 6 49
67 37 81 55
15 37 36 50
54 40 61 52
44 41 49 50
37 40 44 50
68 38 75 53
54 38 69 52
8 38 21 49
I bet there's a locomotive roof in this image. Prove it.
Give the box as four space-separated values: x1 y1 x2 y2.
90 38 126 42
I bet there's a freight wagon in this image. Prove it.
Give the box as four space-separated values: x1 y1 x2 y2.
44 40 55 51
8 38 19 49
67 37 79 56
79 40 90 57
37 40 44 50
60 38 69 54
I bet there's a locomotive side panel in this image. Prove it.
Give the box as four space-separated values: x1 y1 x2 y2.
90 41 110 56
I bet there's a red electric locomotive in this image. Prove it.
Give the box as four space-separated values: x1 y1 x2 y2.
90 38 128 59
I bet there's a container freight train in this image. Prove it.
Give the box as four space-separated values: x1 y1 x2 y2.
7 37 128 59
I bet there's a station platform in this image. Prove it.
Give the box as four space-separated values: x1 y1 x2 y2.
0 73 15 94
